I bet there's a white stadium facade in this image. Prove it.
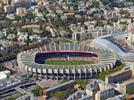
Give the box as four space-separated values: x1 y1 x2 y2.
17 43 116 80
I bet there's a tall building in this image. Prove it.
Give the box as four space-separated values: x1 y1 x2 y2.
95 83 115 100
1 0 9 5
106 95 125 100
86 79 115 100
16 7 27 16
117 79 134 94
67 79 115 100
105 69 132 84
11 0 31 8
4 5 15 13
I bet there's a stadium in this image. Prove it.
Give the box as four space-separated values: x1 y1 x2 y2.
17 43 116 79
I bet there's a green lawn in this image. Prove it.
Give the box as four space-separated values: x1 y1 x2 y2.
45 60 95 65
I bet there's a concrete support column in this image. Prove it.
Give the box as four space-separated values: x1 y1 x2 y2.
52 68 54 80
90 68 92 78
68 69 70 80
46 69 48 79
63 68 65 80
74 68 76 80
36 68 38 79
85 68 87 79
80 68 82 79
41 69 43 78
57 69 59 80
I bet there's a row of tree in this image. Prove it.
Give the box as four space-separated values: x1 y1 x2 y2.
32 87 45 96
52 88 76 100
96 63 124 80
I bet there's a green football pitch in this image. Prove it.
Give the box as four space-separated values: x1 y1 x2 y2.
45 60 95 65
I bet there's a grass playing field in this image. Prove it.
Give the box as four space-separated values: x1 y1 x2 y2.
45 60 95 65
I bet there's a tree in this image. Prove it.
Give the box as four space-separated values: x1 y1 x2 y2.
73 4 78 10
25 12 35 21
67 16 76 24
100 0 110 5
92 1 100 8
42 29 52 38
95 20 104 27
32 87 44 96
120 9 130 17
53 91 66 100
0 64 6 71
6 28 13 34
51 16 65 29
39 6 49 15
15 15 21 22
38 88 44 96
120 21 128 25
20 28 29 33
65 88 76 96
75 80 87 89
8 97 15 100
96 64 124 80
110 18 118 22
8 0 12 5
117 2 124 8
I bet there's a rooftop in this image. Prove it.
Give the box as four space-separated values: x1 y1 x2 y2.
108 69 131 77
86 79 114 92
119 78 134 85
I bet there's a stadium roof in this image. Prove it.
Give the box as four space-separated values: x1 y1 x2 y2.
92 38 134 61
